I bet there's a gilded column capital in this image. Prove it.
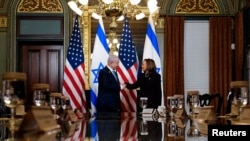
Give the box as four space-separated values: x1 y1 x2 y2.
0 16 7 27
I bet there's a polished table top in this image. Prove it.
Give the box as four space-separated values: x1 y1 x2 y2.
0 112 213 141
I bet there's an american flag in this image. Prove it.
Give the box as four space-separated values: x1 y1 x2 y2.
64 119 87 141
90 17 109 116
117 17 139 112
143 15 164 106
62 15 87 113
120 113 138 140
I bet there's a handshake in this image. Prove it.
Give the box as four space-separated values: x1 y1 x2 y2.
120 83 127 90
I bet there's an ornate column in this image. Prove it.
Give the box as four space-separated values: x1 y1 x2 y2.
81 6 91 89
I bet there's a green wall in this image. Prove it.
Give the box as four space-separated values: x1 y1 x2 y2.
0 31 7 85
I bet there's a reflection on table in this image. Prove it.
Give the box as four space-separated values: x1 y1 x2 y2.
0 111 222 141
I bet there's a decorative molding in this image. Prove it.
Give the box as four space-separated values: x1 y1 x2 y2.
0 16 7 27
17 0 63 13
161 0 247 16
175 0 219 15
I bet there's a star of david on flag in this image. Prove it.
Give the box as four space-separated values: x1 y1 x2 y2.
90 17 109 116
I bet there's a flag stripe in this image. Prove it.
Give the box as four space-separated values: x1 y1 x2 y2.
118 64 137 112
90 17 109 116
73 119 86 140
90 89 97 114
64 119 86 141
143 15 164 106
63 78 81 109
66 64 84 98
127 68 137 82
96 22 109 53
63 62 86 111
146 23 160 56
62 15 86 113
120 116 137 140
117 64 138 83
120 90 136 112
118 17 139 112
90 118 99 141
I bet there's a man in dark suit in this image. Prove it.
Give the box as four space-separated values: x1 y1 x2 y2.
97 55 125 114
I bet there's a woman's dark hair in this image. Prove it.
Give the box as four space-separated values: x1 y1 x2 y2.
144 58 156 73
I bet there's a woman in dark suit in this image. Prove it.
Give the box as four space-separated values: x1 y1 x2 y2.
125 58 162 111
97 55 123 113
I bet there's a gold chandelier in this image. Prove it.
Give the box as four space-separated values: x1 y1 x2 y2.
107 30 119 55
68 0 159 21
68 0 159 55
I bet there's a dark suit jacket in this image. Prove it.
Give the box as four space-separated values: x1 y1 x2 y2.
97 66 121 112
126 72 162 109
97 119 121 141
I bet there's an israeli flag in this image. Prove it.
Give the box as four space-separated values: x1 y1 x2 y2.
90 17 109 116
142 15 164 106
